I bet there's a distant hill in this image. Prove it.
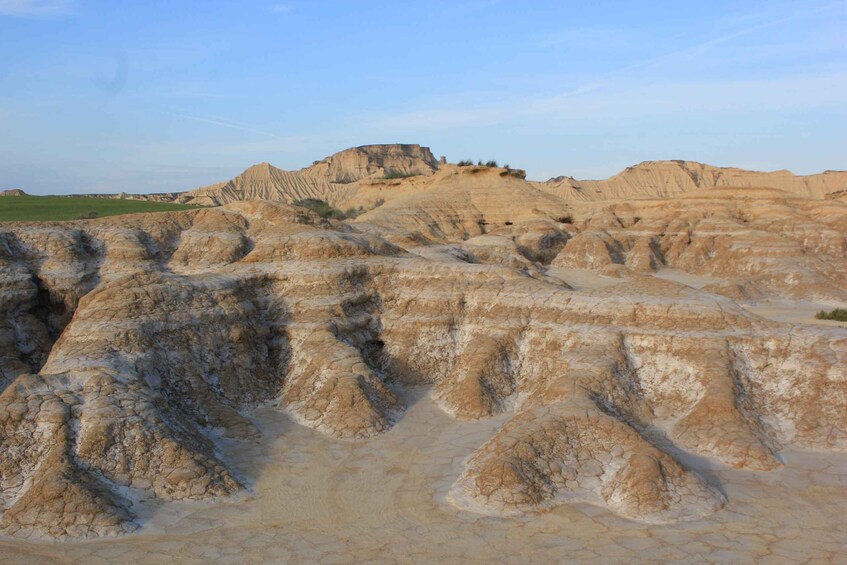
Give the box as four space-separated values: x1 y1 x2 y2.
65 148 846 206
533 160 847 201
178 144 440 206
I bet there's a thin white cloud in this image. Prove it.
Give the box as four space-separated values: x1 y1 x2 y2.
175 113 285 139
452 0 501 15
0 0 72 16
372 1 847 133
540 1 847 107
367 70 847 133
270 3 291 13
538 26 634 50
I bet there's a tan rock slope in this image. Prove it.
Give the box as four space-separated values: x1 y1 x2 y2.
534 160 847 201
178 144 439 206
1 164 845 539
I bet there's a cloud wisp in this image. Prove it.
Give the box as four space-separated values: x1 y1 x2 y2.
368 2 847 132
175 113 288 140
0 0 73 17
270 3 291 13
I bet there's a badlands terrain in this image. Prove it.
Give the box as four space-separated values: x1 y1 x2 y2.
1 145 846 562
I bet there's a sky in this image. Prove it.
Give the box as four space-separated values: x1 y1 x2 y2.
1 0 846 194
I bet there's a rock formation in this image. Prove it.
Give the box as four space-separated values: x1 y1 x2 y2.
0 189 26 197
177 144 439 207
63 147 847 211
534 160 847 201
0 163 845 540
178 162 341 207
549 187 847 301
304 143 439 183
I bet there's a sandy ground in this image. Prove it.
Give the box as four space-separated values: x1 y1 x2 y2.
544 266 625 290
653 269 847 329
739 300 847 328
1 385 846 564
652 269 725 290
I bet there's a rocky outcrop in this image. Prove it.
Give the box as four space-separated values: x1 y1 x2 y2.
178 144 439 207
304 144 439 183
0 189 26 197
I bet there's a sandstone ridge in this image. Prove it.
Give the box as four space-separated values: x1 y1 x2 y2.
534 160 847 201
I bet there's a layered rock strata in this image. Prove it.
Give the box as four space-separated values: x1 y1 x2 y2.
0 196 844 539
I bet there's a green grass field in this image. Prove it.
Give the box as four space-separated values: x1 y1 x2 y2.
0 195 202 222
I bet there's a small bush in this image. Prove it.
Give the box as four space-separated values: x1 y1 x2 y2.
292 198 345 220
383 170 419 180
74 210 99 220
458 159 499 167
294 197 387 221
344 206 366 219
815 308 847 322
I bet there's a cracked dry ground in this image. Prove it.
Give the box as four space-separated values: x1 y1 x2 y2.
0 199 845 560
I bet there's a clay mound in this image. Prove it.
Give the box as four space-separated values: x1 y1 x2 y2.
0 185 845 539
179 162 342 207
354 165 570 242
1 447 138 539
450 400 726 523
534 160 847 201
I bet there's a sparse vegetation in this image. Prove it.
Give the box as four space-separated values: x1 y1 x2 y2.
344 206 364 218
294 197 386 220
815 308 847 322
0 195 202 222
458 159 500 168
292 198 346 219
383 170 419 180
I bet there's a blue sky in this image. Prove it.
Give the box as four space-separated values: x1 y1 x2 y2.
1 0 846 194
